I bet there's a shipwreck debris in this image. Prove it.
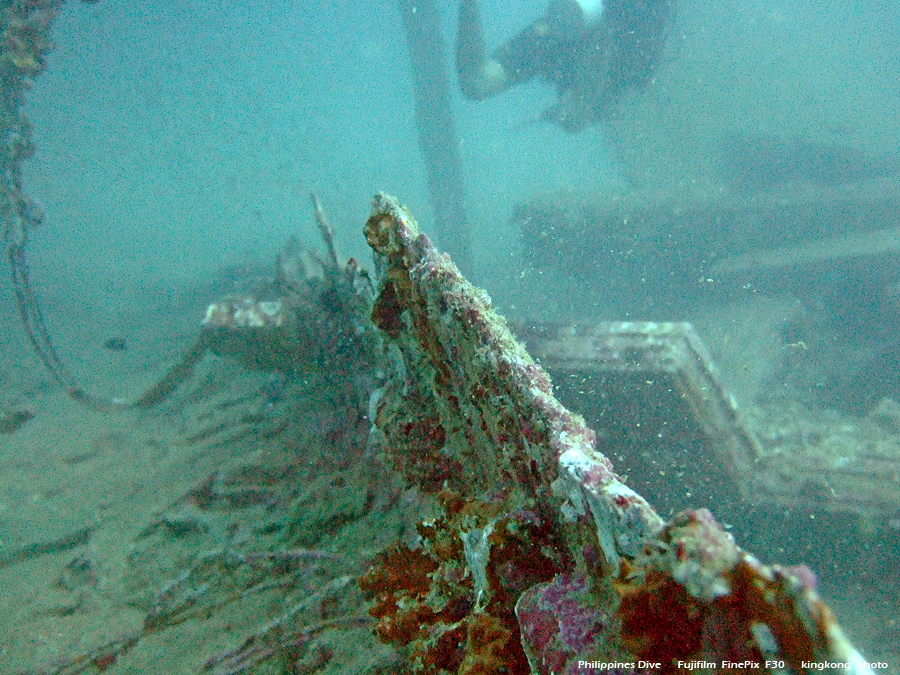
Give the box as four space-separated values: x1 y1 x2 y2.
514 186 900 314
514 320 761 517
515 320 900 526
361 192 874 673
134 194 380 409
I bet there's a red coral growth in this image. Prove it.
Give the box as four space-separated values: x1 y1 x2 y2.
360 500 565 674
359 527 472 673
725 560 827 668
459 613 515 675
617 566 703 663
485 512 563 611
419 622 468 674
359 543 441 644
360 538 470 672
361 501 564 674
371 278 405 338
616 510 837 672
359 543 437 606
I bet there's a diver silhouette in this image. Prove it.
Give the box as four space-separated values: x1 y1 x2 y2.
457 0 675 132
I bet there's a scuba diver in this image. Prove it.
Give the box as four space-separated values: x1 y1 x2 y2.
457 0 675 132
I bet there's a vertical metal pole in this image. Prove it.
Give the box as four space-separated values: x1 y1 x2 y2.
397 0 471 272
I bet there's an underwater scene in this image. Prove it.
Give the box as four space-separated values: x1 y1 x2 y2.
1 0 899 673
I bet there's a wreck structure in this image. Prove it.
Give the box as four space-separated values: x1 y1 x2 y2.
356 194 873 673
5 187 889 673
1 1 897 673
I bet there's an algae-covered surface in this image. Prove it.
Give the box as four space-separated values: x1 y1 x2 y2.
3 0 900 672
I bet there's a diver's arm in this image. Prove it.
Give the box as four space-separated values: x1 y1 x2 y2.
456 0 509 99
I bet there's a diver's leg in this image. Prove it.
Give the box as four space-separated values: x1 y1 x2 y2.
456 0 509 99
